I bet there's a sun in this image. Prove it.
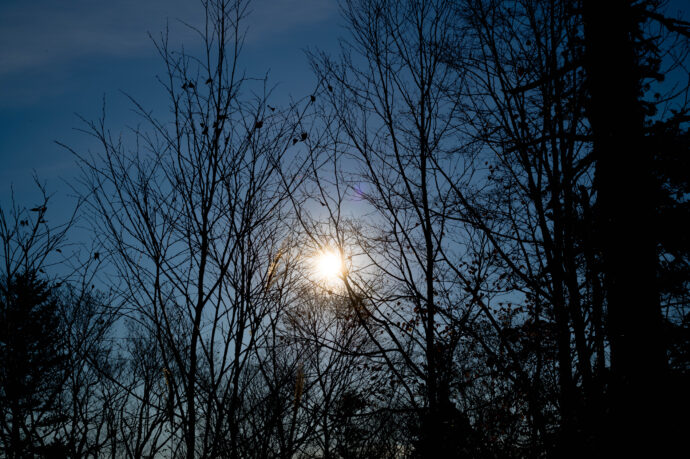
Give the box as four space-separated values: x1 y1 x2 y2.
314 249 345 283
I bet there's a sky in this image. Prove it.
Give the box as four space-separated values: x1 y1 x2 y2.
0 0 342 211
2 0 689 215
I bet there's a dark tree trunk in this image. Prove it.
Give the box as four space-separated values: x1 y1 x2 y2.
582 0 667 454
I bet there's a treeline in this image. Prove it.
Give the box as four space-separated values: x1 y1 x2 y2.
1 0 689 457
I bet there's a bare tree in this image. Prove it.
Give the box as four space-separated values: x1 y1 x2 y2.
4 1 684 457
444 0 690 454
68 1 311 456
447 0 596 453
306 0 494 456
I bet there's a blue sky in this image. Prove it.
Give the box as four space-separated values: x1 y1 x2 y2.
0 0 341 210
2 0 689 214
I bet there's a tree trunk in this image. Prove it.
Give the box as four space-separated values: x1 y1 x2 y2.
582 0 667 454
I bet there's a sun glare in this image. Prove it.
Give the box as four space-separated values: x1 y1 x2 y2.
314 249 345 283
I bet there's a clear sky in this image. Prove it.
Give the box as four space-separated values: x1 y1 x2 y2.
0 0 342 210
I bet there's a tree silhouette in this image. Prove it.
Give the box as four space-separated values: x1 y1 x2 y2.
0 271 68 458
307 0 491 455
583 0 690 454
1 0 685 457
67 1 312 456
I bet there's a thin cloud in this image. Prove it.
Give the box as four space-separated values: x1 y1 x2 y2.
0 0 337 77
246 0 338 41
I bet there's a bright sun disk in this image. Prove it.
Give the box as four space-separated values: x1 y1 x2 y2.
315 250 344 282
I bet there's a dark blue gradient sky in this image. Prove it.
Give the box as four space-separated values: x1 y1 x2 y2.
2 0 688 213
0 0 341 210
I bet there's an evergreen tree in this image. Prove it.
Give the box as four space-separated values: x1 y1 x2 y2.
0 271 68 458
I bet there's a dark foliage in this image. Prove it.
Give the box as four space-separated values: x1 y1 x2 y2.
0 271 67 458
